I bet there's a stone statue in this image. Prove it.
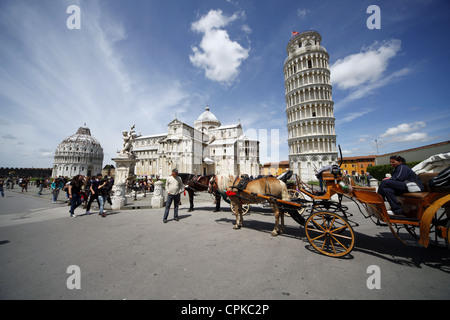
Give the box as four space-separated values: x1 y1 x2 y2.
120 124 138 156
112 124 140 209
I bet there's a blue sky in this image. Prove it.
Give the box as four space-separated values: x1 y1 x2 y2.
1 0 449 168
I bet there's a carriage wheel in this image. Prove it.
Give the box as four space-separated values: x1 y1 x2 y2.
287 189 306 217
305 211 355 258
230 202 250 215
288 189 303 199
406 207 450 247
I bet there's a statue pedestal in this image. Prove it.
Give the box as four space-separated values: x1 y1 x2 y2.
111 154 137 210
151 180 165 208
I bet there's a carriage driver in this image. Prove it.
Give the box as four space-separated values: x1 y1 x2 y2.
163 168 184 223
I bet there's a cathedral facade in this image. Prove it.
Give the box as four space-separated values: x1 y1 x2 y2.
133 107 260 178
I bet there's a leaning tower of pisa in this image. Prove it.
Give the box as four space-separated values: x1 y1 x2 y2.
284 30 338 181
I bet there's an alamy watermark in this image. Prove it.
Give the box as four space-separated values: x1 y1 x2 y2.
66 5 81 30
243 128 280 163
366 5 381 30
366 265 381 290
66 265 81 290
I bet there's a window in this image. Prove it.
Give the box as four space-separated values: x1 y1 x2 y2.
308 59 312 68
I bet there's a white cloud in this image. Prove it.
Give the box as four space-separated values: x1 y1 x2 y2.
380 121 426 137
391 132 430 142
336 109 372 124
379 122 431 143
242 24 252 34
190 9 250 85
191 9 241 33
297 9 310 19
334 68 410 111
0 2 192 167
331 39 410 111
331 39 401 90
341 149 354 155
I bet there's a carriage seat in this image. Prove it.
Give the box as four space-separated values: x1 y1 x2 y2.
397 173 448 219
399 173 437 200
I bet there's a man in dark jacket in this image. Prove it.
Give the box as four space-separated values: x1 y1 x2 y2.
377 156 423 215
68 175 85 218
85 173 102 215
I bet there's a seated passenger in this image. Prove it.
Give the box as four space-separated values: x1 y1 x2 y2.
377 155 424 215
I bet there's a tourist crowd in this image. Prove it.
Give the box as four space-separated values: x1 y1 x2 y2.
1 174 116 218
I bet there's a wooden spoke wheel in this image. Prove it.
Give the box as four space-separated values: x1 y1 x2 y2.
405 207 450 248
230 202 250 215
305 211 355 258
288 189 303 199
287 189 306 217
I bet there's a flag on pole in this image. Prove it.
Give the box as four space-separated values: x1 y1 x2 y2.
292 31 299 36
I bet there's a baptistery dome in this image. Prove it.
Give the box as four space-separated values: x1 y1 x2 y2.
52 125 104 178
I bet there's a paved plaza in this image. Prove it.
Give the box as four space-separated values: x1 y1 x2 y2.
0 187 449 301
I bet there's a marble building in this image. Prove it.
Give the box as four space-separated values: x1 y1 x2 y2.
133 106 260 178
284 30 338 181
52 125 104 178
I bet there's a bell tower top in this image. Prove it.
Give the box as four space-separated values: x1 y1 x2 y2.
286 30 327 62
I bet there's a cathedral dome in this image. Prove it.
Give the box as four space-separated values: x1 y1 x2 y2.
197 106 219 122
52 125 104 178
194 106 221 132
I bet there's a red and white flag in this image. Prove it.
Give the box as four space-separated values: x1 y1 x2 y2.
292 31 299 36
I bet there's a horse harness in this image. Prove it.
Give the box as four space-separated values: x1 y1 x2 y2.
230 177 275 204
185 175 211 190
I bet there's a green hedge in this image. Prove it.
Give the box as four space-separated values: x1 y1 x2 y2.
366 161 421 181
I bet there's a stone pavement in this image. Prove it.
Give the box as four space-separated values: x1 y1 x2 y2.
0 186 449 301
6 185 213 211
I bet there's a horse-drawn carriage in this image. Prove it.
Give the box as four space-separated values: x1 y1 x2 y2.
218 162 450 258
177 157 450 258
299 167 450 257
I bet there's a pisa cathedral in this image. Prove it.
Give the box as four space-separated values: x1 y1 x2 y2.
132 106 260 178
284 30 338 181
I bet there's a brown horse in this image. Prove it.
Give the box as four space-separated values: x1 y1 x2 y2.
178 174 216 212
213 175 290 236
